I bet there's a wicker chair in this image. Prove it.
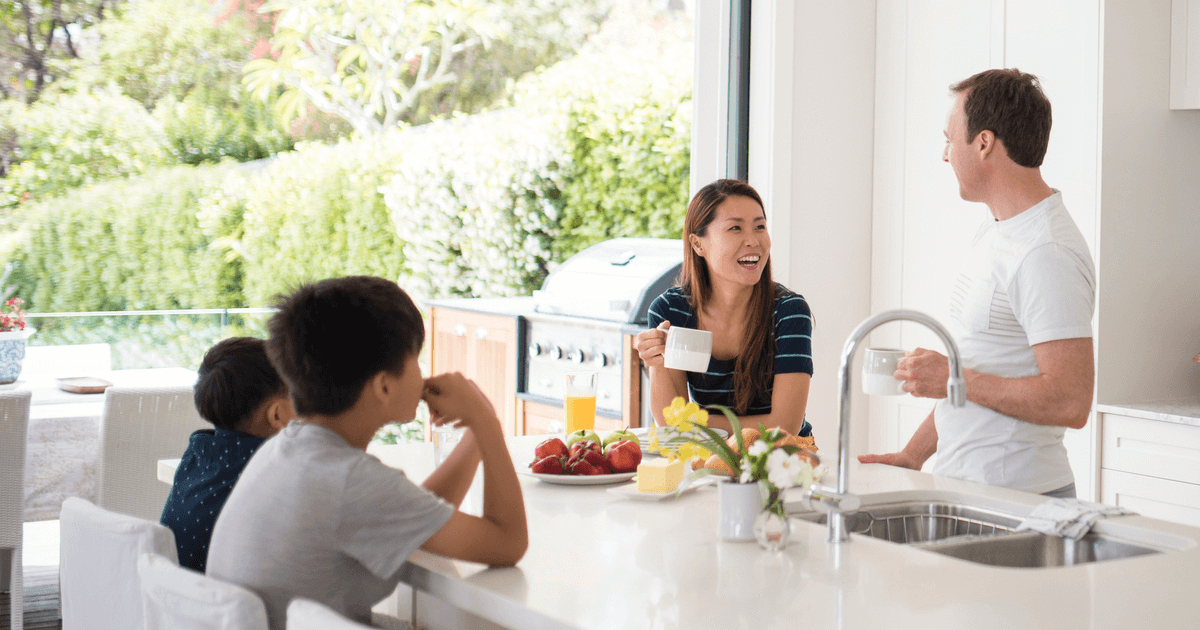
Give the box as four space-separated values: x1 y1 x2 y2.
0 390 31 630
98 385 208 521
138 552 269 630
60 497 178 630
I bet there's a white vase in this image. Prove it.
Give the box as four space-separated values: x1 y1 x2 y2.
0 328 35 385
717 479 763 541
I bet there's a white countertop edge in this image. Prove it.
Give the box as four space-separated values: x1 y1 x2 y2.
398 558 576 630
1096 401 1200 427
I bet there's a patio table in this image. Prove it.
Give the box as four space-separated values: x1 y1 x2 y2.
3 367 197 521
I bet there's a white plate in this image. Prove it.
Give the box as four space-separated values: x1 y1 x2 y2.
605 476 718 501
518 469 637 486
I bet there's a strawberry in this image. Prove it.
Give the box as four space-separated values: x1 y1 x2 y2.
569 458 599 476
531 455 565 475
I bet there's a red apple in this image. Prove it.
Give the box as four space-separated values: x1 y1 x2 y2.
532 437 569 465
531 455 565 475
604 440 643 473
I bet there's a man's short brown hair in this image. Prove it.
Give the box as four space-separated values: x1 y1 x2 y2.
950 68 1052 168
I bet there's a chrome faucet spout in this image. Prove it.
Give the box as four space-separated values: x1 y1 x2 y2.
817 309 965 544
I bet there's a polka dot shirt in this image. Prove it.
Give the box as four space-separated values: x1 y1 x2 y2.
160 428 266 573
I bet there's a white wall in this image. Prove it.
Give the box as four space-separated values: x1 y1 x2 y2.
750 0 877 458
1097 0 1200 405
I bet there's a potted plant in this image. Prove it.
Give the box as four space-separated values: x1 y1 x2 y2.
0 297 35 384
650 397 820 551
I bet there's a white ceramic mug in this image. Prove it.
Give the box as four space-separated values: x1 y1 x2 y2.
663 326 713 372
862 347 907 396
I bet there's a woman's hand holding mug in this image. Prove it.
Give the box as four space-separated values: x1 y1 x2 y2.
635 321 671 368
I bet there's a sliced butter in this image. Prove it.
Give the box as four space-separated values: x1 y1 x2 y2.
637 458 684 493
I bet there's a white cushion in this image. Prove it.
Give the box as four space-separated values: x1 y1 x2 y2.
59 497 178 630
139 552 269 630
286 598 380 630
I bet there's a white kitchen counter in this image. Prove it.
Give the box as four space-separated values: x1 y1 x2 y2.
1097 401 1200 428
159 435 1200 629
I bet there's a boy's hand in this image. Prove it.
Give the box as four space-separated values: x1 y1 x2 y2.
422 372 499 433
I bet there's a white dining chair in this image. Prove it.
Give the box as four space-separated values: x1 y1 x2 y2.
138 551 269 630
286 598 382 630
59 497 178 630
98 384 207 520
0 390 32 630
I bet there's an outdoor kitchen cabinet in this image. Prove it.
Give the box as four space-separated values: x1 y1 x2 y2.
429 307 520 437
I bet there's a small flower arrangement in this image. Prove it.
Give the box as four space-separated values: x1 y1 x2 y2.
0 297 27 333
652 396 819 519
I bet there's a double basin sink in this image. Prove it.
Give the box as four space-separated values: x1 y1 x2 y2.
787 492 1187 568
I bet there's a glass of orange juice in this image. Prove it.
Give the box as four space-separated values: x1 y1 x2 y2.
564 371 597 434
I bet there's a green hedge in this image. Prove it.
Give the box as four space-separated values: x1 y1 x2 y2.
6 163 240 312
381 109 567 299
1 89 170 208
3 42 691 312
516 42 693 259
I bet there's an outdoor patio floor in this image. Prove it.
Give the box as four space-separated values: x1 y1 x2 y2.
1 520 62 630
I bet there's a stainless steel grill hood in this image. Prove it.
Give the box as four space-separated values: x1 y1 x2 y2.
532 238 683 325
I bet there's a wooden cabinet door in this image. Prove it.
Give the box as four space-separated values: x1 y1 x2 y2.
429 307 518 436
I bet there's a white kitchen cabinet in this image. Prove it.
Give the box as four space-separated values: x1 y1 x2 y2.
1099 410 1200 527
1172 0 1200 109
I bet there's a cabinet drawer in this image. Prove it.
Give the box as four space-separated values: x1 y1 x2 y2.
1101 413 1200 485
1100 469 1200 528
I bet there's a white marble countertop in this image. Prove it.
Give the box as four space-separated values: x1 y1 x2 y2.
1096 401 1200 428
158 435 1200 629
351 436 1200 630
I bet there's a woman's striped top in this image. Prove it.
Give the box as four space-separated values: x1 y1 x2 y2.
647 285 814 436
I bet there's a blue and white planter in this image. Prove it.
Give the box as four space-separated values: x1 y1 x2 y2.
0 328 35 385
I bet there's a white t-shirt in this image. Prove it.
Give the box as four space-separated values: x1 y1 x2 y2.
932 191 1096 494
207 421 454 630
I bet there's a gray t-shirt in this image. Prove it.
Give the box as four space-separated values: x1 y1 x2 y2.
207 421 454 630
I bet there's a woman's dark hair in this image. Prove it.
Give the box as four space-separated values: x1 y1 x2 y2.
266 276 425 416
680 179 775 414
194 337 288 432
950 68 1052 168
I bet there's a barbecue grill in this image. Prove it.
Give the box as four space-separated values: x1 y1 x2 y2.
522 238 683 426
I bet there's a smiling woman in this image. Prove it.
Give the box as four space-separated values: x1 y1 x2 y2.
635 179 815 440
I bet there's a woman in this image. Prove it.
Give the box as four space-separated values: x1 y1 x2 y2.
636 179 814 437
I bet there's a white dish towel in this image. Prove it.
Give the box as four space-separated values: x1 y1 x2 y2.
1015 498 1134 539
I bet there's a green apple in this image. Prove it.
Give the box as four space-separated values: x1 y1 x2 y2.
603 429 638 447
565 429 601 449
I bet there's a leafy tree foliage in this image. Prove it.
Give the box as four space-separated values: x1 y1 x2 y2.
0 0 119 105
244 0 606 136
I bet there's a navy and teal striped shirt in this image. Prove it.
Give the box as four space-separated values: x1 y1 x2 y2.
647 285 814 437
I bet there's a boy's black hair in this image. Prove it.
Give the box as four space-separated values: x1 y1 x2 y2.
266 276 424 416
194 337 288 432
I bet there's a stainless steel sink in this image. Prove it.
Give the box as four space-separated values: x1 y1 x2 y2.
912 530 1161 567
791 500 1021 544
790 498 1171 567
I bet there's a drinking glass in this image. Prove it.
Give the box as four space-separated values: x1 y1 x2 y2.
433 423 464 466
564 371 597 435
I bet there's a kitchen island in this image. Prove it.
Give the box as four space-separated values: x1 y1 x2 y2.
359 435 1200 630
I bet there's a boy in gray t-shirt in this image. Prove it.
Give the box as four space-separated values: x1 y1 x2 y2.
207 276 528 630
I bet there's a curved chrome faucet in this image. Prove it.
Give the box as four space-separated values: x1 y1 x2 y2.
807 309 967 543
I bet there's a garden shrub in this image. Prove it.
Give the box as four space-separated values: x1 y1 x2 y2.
381 109 567 300
231 136 410 307
514 41 693 259
4 162 240 312
1 89 169 208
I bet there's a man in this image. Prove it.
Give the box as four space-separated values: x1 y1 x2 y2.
859 69 1096 498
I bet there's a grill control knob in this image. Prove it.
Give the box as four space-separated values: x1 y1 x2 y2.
528 342 543 358
595 353 610 367
549 346 563 360
568 348 588 364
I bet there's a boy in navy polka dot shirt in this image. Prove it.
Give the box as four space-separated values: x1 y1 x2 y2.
160 337 295 572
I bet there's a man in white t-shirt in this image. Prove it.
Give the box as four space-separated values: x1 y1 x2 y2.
859 69 1096 497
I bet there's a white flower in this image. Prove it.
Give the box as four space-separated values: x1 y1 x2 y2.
766 448 812 490
748 439 770 457
739 467 753 484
